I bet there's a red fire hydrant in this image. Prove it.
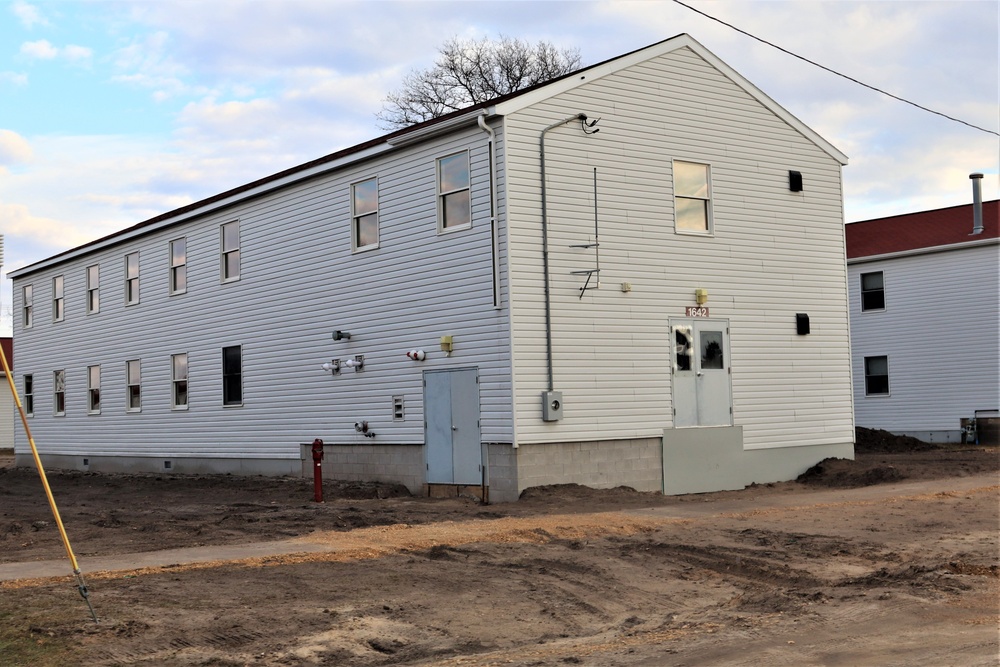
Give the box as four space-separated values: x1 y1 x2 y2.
311 438 324 503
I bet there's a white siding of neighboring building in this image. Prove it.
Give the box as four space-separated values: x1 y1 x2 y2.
502 44 854 450
0 380 12 451
12 124 514 462
849 242 1000 437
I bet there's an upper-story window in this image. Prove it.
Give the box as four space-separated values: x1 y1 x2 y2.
86 264 100 313
352 177 379 251
23 375 33 416
22 284 32 328
437 151 471 231
171 353 189 409
125 252 140 305
170 238 187 294
674 160 713 234
52 275 64 322
88 365 101 414
53 369 66 416
221 221 240 282
860 271 885 311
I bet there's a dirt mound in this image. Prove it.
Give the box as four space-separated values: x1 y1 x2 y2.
855 427 938 453
797 458 905 488
519 483 642 501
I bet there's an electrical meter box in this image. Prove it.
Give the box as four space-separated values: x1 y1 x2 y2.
541 391 563 421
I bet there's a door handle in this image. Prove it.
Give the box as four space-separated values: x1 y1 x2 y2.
696 372 703 377
452 425 457 431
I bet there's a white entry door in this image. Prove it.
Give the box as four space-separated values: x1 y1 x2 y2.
671 319 732 427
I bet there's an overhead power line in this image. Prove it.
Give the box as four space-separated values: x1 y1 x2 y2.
672 0 1000 137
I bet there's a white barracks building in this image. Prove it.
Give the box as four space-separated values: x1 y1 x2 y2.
11 35 854 502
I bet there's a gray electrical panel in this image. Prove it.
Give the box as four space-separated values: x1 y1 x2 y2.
541 390 563 421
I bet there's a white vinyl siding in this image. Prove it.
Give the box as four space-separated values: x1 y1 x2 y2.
849 243 1000 434
8 123 512 461
503 44 852 450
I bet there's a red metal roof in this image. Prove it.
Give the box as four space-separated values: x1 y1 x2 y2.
846 200 999 258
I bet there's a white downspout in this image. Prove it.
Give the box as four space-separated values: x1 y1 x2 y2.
478 113 501 309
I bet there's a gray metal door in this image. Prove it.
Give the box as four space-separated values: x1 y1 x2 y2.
424 368 482 485
671 319 732 427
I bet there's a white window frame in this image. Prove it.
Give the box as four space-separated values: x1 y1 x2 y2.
53 369 66 416
22 284 32 328
126 359 142 412
52 275 64 322
170 238 187 295
673 160 714 236
88 365 101 414
221 221 240 283
86 264 100 314
860 271 886 312
351 177 380 252
437 151 472 233
125 252 140 306
863 355 890 396
171 353 189 410
24 374 33 416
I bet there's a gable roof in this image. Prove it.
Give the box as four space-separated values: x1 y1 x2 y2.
846 200 999 259
12 33 846 278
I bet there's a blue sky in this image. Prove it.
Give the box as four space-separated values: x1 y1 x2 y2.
1 0 998 335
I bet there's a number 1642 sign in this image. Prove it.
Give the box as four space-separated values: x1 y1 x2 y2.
685 306 710 317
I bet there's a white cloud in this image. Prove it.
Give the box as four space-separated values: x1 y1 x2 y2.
0 72 28 86
63 45 94 62
11 0 49 29
20 39 58 60
0 202 94 249
0 130 34 165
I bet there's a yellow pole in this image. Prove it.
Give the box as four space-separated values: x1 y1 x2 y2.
0 343 97 622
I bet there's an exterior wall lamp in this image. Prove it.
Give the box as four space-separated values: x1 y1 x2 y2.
695 288 709 305
333 330 352 341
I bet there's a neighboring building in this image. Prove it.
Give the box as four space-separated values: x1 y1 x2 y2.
846 199 999 443
10 34 854 501
1 338 12 451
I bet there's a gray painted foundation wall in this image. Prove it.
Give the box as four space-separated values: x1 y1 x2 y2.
15 452 300 477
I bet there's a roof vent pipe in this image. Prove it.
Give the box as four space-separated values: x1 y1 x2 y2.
970 173 984 235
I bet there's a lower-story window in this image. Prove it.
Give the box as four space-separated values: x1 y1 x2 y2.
127 359 142 412
222 346 242 406
172 353 188 409
88 365 101 414
24 374 33 416
864 355 890 395
53 370 66 415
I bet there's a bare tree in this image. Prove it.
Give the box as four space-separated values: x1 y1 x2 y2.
377 36 582 130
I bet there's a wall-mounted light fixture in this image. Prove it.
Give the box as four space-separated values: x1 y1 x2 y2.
333 330 352 341
343 355 365 372
354 420 375 438
440 335 454 355
321 359 341 374
695 288 709 305
406 350 426 361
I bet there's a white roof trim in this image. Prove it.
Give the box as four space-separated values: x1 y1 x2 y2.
847 236 999 264
494 33 848 166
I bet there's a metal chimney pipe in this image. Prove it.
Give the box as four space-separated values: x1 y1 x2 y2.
970 173 984 235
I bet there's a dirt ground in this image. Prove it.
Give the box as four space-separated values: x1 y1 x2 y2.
1 428 997 666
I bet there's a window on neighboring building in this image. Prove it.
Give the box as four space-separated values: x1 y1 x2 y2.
864 356 890 396
221 221 240 282
53 369 66 415
170 238 187 294
674 160 713 234
352 177 379 250
52 275 64 322
126 359 141 412
88 365 101 414
24 375 33 416
22 284 32 328
86 265 100 313
172 353 188 409
222 346 242 406
860 271 885 311
125 252 140 305
438 152 471 231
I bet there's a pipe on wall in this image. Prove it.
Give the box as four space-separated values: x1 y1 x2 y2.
478 113 501 309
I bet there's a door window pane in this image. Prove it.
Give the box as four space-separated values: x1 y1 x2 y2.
674 326 693 371
700 331 724 370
